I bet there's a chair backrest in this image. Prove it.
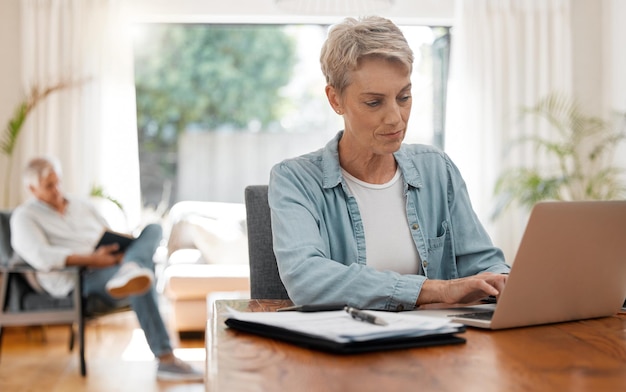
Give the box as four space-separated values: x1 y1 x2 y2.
244 185 290 300
0 209 75 311
0 210 14 267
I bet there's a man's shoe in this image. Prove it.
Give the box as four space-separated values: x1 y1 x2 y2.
157 357 204 382
105 262 154 298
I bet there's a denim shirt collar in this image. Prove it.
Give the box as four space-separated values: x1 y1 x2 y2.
321 130 423 189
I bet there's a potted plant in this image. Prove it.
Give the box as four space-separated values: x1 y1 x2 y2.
1 82 75 154
492 92 626 220
1 81 80 205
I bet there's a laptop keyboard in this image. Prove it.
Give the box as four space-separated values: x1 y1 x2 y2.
449 311 494 321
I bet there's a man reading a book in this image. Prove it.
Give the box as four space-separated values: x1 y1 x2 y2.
10 156 202 382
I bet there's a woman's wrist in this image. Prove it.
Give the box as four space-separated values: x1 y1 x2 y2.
416 279 445 305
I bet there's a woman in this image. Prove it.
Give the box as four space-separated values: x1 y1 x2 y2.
269 16 509 311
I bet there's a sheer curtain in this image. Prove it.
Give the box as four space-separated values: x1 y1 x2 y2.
17 0 141 227
445 0 573 262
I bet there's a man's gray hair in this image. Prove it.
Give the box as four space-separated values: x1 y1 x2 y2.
23 156 62 188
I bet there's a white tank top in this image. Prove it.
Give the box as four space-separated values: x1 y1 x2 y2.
342 167 420 274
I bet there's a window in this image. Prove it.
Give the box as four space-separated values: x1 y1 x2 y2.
132 23 450 208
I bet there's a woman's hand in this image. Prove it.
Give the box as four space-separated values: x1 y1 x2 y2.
417 273 508 306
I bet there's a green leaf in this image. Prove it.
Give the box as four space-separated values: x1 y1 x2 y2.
133 24 297 138
90 185 124 212
492 92 626 221
1 102 28 155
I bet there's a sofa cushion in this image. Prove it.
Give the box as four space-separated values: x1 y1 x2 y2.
188 216 248 265
166 201 247 257
167 248 204 265
162 263 250 300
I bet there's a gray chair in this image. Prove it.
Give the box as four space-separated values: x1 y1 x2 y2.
0 209 127 376
244 185 290 300
0 209 86 375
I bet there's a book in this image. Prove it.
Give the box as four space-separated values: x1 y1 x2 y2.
95 230 134 253
224 307 466 354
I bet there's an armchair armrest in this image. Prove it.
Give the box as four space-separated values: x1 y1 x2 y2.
0 260 83 298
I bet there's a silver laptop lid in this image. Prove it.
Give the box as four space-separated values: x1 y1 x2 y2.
490 201 626 329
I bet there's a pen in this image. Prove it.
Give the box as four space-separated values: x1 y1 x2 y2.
344 306 388 326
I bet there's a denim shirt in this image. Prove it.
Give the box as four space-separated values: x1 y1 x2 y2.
269 131 510 311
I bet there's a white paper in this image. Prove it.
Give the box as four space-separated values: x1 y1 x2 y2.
225 307 464 343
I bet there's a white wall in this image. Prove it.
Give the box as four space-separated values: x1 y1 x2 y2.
125 0 456 25
0 0 23 203
607 0 626 181
570 0 626 117
605 0 626 113
572 0 603 116
0 0 21 122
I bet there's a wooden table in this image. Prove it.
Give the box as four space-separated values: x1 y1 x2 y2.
206 299 626 392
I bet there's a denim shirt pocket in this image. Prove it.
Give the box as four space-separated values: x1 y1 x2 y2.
425 220 453 279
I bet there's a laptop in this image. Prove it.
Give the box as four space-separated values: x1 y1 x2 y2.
415 201 626 329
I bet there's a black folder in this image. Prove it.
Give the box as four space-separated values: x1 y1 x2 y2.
225 318 466 354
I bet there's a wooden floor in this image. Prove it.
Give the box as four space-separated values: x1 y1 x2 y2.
0 312 206 392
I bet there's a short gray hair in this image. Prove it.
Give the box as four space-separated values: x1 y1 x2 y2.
320 16 414 96
23 156 62 188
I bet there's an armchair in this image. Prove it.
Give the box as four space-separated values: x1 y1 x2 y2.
0 209 129 376
0 209 87 375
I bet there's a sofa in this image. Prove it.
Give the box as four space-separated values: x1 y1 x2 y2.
161 201 250 333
